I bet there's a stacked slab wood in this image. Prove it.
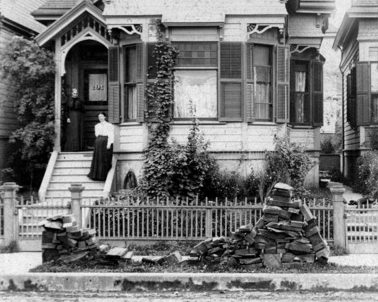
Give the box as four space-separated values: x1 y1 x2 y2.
40 214 98 263
190 183 330 268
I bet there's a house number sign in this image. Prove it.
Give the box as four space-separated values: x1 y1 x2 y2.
89 73 107 101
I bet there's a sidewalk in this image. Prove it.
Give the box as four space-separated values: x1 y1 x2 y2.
0 252 378 293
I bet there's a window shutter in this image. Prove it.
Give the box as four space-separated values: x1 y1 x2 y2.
220 42 242 121
356 62 370 126
136 43 146 122
147 43 157 79
311 60 323 127
108 46 120 124
276 45 290 123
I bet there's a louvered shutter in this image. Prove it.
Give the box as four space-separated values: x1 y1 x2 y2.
136 43 146 122
246 45 254 122
356 62 371 126
220 42 242 121
311 60 323 127
147 43 157 79
108 46 120 123
276 45 290 123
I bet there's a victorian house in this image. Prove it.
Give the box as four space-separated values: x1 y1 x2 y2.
32 0 335 200
333 0 378 179
0 0 46 174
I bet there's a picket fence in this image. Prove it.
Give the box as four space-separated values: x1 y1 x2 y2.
0 182 336 251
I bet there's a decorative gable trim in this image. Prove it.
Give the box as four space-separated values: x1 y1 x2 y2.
36 0 105 46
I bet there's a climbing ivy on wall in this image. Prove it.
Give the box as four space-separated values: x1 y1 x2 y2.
141 20 179 197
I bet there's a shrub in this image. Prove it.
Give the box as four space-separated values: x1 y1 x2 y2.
353 151 378 198
259 135 313 200
321 136 335 154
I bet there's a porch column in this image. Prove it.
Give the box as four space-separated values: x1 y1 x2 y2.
54 37 62 152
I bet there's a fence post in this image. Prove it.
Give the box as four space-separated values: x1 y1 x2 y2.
205 198 212 238
0 182 20 246
328 182 346 249
69 184 84 228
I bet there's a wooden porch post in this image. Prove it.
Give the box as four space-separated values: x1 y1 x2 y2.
54 38 62 152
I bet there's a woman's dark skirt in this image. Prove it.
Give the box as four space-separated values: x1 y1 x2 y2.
88 135 113 181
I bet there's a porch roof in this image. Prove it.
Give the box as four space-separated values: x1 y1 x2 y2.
103 0 287 24
0 0 47 34
35 0 105 46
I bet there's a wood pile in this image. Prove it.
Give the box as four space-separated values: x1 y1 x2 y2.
189 183 330 268
40 214 98 263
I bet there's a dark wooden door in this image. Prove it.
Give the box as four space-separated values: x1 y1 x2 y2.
83 69 108 150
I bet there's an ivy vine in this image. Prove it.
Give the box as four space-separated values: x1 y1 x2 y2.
141 20 179 197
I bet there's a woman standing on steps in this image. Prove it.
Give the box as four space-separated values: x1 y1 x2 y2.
87 112 114 181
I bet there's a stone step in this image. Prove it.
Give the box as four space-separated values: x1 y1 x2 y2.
50 175 101 183
53 167 90 176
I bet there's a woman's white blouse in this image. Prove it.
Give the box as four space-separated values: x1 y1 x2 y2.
95 121 114 147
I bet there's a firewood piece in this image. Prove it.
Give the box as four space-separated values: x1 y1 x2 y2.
295 254 315 263
42 249 60 263
315 247 330 259
208 247 223 255
42 230 55 244
240 257 262 265
286 242 313 254
42 243 57 249
106 247 128 258
239 224 254 233
163 251 182 264
98 244 111 254
263 214 279 223
263 254 281 268
122 251 134 261
255 217 265 229
244 233 256 244
60 252 88 264
41 220 64 231
273 182 294 192
313 240 328 252
67 238 77 248
281 252 295 263
77 240 87 249
263 206 291 220
288 207 300 214
305 226 321 237
300 204 315 221
264 246 278 254
309 233 324 246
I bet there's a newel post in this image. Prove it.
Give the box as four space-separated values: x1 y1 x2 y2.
69 184 84 228
328 182 346 249
0 182 20 246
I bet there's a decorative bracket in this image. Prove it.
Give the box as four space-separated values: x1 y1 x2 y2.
247 23 283 36
290 45 314 54
108 24 143 36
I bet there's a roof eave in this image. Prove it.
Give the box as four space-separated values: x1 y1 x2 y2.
35 0 104 46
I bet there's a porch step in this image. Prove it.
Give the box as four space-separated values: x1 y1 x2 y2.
42 151 106 202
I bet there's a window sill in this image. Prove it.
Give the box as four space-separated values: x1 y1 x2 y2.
119 121 142 126
172 120 227 125
248 122 277 126
289 124 314 129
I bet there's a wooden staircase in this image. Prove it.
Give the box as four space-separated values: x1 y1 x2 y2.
39 151 109 202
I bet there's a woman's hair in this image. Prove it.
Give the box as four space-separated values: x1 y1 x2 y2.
98 112 107 117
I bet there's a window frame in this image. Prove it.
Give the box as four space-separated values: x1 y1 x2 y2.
291 59 311 125
246 42 276 123
370 62 378 124
172 41 219 120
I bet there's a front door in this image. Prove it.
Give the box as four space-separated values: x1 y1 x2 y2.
83 69 108 150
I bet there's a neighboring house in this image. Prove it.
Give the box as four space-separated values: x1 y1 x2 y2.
0 0 46 175
320 23 342 136
333 0 378 179
32 0 334 201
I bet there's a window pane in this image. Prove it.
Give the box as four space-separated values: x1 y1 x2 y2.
253 45 271 66
175 42 218 67
125 46 137 83
371 63 378 92
254 83 272 120
373 95 378 123
292 93 311 124
125 85 137 120
174 70 217 118
295 71 306 92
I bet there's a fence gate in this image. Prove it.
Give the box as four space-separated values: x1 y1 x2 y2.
15 198 71 251
346 204 378 254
